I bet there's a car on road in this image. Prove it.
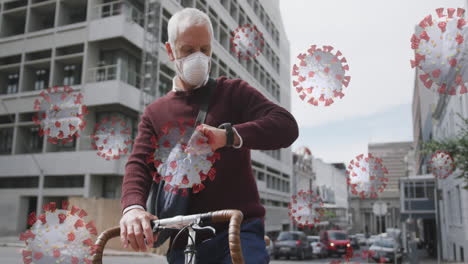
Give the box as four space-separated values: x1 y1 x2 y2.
349 235 360 249
272 231 313 260
320 230 352 257
368 238 403 263
355 233 367 245
367 235 379 246
307 235 327 258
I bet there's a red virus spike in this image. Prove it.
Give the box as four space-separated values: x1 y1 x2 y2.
68 231 76 242
38 214 47 224
435 8 445 18
27 212 37 226
71 205 80 215
438 21 447 32
33 251 43 260
447 8 455 18
74 219 84 229
58 213 67 224
71 256 80 264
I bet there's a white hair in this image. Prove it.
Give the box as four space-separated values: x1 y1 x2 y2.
167 8 214 47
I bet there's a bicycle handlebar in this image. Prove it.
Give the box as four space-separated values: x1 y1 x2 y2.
91 209 245 264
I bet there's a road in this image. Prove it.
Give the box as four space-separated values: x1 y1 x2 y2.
1 246 379 264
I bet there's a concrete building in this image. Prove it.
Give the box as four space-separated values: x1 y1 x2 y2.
349 141 412 235
431 72 468 262
0 0 293 237
312 158 349 230
410 5 468 258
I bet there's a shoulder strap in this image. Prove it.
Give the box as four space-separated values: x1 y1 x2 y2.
195 78 216 126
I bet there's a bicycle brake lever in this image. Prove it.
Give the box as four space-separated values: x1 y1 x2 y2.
191 224 216 238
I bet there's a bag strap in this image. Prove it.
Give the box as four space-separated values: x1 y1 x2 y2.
195 78 216 127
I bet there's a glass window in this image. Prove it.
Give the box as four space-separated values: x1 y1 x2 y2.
63 64 82 86
102 176 122 198
0 177 38 188
415 182 425 198
6 73 19 94
44 175 84 188
34 69 49 91
0 127 14 154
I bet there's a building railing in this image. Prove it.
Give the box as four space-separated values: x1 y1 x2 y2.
92 0 143 26
87 63 141 88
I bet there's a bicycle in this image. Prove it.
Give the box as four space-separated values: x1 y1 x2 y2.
91 209 245 264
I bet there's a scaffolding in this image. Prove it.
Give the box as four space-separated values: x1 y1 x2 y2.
139 0 162 115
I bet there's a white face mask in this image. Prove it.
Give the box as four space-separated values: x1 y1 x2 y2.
174 51 211 88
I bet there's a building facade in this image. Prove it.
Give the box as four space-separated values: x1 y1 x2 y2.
312 158 349 231
349 141 412 235
431 73 468 262
411 9 468 259
0 0 293 236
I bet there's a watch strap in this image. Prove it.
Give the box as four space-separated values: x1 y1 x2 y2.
219 123 234 147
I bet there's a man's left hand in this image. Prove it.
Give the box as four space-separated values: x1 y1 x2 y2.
197 124 226 151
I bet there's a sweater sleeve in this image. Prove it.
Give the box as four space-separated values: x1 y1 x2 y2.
120 107 155 213
232 80 299 150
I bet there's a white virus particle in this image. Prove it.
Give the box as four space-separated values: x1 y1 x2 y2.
230 24 265 60
429 150 455 179
292 45 350 106
346 153 389 199
19 201 97 264
33 86 88 144
288 189 325 229
411 7 468 95
91 116 133 160
147 119 220 195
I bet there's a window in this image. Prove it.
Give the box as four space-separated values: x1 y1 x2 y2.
63 64 81 86
27 126 43 153
457 186 463 224
161 9 171 44
7 73 19 94
0 128 14 154
44 175 84 188
34 69 49 90
415 182 425 198
102 176 122 198
0 177 38 188
257 172 265 181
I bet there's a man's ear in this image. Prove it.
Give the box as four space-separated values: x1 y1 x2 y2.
166 42 175 61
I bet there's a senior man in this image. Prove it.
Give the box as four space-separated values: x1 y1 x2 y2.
119 7 298 264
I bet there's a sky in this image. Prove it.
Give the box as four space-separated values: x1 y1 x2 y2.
279 0 467 164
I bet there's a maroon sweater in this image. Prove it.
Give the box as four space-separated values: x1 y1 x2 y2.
121 76 299 221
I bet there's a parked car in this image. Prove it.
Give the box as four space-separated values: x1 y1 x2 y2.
368 238 403 263
367 235 379 246
355 233 367 245
307 235 327 258
320 230 352 257
349 235 360 249
272 231 313 260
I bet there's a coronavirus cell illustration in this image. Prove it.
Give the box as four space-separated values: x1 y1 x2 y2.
292 45 350 106
288 189 325 229
146 119 220 195
410 8 468 95
91 116 133 160
230 24 264 60
429 150 455 179
346 153 389 199
19 201 97 264
32 86 88 144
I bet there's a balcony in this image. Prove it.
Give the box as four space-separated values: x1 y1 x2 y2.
91 0 143 26
87 62 141 88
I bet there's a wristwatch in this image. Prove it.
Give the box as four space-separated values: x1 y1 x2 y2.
218 123 234 147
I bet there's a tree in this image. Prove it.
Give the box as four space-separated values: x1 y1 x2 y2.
421 115 468 189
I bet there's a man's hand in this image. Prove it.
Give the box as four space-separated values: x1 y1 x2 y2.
197 124 226 151
120 208 158 252
197 124 241 151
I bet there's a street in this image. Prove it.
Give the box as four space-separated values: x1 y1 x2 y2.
0 246 378 264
